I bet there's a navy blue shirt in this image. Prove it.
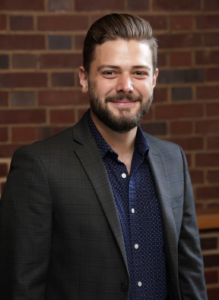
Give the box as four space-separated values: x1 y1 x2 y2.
86 110 167 300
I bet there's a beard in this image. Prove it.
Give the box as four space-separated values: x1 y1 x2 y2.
88 85 153 134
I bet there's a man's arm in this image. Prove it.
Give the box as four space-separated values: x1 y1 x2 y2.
0 147 52 299
178 148 207 300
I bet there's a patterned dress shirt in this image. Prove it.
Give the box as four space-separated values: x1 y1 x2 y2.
86 110 168 300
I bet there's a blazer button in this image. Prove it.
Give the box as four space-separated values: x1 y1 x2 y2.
120 282 128 292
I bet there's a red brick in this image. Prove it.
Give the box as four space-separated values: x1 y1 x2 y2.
153 0 200 10
196 86 219 99
208 171 219 183
196 120 219 134
207 288 219 300
197 187 219 200
140 16 167 30
11 91 36 107
0 35 45 50
0 15 6 30
1 182 5 193
205 0 219 10
201 238 218 251
0 0 44 10
204 32 219 46
155 104 203 119
0 110 46 124
40 54 82 69
0 73 47 88
12 127 36 142
207 203 219 211
207 103 219 117
39 90 89 105
206 68 219 81
153 88 167 103
12 54 37 69
0 145 25 158
168 137 203 151
48 0 72 10
38 16 88 31
0 128 7 142
0 91 8 106
140 122 167 136
50 110 75 124
51 73 74 87
78 108 88 120
207 137 219 149
197 15 219 29
10 16 33 31
75 35 85 50
196 50 219 65
0 164 7 177
127 0 149 10
75 0 124 10
157 52 167 67
170 52 191 66
196 153 219 167
170 121 193 135
37 126 68 140
156 34 201 49
170 16 193 30
189 170 204 184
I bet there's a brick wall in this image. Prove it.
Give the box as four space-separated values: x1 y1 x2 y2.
0 0 219 297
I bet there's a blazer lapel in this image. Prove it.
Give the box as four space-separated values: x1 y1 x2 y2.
146 134 178 277
72 116 128 271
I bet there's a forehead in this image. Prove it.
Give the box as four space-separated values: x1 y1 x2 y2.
93 39 153 67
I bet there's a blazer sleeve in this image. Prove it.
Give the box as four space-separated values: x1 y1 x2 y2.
177 148 207 300
0 146 52 299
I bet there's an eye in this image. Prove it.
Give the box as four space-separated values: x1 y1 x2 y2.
134 71 148 78
103 71 115 75
102 70 117 78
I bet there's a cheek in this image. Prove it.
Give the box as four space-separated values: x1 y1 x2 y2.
135 81 152 96
95 78 116 96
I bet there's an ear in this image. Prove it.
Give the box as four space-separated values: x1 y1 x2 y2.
79 66 88 93
152 68 159 89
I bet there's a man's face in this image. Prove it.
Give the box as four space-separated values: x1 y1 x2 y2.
79 38 158 133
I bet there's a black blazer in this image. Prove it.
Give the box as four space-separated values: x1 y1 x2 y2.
0 115 207 300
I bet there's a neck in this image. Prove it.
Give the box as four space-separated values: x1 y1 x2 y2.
90 109 137 159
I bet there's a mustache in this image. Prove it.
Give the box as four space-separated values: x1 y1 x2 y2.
105 94 143 102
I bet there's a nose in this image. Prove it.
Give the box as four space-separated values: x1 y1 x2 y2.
116 73 133 93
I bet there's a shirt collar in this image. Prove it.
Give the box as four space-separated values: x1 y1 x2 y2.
85 109 149 159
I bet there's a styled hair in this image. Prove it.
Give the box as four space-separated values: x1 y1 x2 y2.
83 13 158 74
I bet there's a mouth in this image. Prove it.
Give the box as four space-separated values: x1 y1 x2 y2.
108 99 137 107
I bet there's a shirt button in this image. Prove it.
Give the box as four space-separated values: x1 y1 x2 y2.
138 281 142 287
131 208 135 213
121 173 127 178
134 244 139 249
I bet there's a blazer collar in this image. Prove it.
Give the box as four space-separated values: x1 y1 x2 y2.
72 115 129 272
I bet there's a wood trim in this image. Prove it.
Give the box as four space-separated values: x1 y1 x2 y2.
197 214 219 230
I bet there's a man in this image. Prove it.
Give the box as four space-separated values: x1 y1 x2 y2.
0 14 207 300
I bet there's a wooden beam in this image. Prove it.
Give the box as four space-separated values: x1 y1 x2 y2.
197 214 219 230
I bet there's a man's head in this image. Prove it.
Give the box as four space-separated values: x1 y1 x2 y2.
79 14 159 134
83 13 158 75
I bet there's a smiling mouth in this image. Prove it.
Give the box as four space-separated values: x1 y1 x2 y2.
109 100 137 107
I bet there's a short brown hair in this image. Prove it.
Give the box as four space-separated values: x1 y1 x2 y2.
83 13 158 74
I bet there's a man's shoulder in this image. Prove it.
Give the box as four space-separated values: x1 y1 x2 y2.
143 131 182 154
13 116 89 159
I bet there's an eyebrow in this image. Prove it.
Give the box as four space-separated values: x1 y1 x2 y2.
97 65 151 72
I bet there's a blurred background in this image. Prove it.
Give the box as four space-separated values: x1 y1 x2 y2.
0 0 219 297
